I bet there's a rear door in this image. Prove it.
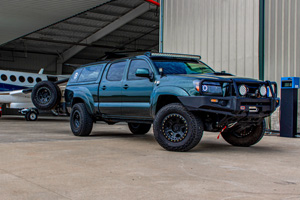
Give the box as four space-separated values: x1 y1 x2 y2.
98 61 127 116
122 59 154 118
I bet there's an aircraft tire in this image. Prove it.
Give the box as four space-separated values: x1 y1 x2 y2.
31 81 61 110
25 111 38 121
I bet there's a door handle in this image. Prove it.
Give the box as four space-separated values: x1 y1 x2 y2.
101 85 106 90
123 84 129 89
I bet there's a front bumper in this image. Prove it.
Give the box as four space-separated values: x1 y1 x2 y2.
178 96 280 118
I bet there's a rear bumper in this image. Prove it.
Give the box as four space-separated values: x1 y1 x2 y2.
178 96 280 118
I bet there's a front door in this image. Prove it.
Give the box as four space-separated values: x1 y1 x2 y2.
122 59 154 118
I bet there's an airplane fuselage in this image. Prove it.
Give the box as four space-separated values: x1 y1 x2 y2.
0 69 69 92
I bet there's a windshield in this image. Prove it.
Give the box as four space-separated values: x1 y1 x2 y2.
152 60 214 75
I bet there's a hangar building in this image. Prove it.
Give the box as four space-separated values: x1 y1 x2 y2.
0 0 299 131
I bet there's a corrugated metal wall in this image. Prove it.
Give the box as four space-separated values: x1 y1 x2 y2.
264 0 300 84
264 0 300 132
162 0 260 78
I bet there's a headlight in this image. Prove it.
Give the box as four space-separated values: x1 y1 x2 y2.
259 85 267 96
193 80 223 96
239 84 248 96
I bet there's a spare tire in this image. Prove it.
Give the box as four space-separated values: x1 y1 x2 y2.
31 81 61 110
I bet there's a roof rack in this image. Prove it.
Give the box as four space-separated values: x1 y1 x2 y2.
144 52 201 60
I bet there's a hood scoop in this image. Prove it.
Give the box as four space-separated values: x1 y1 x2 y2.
213 71 233 76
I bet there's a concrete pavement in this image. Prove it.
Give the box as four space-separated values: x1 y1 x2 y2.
0 115 299 200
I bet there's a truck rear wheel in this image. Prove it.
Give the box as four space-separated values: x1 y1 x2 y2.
221 120 266 147
153 103 203 152
128 123 151 135
70 103 93 136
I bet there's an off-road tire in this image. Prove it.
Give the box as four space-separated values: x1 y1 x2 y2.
128 123 151 135
25 111 38 121
31 81 61 110
221 120 266 147
70 103 93 136
153 103 204 152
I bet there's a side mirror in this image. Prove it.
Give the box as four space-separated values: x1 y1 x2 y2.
135 68 151 78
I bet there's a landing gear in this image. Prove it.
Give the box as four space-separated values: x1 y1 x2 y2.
20 108 39 121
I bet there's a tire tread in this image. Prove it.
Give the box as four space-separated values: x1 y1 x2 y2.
153 103 203 152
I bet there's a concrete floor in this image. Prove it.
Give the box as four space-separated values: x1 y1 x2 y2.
0 115 300 200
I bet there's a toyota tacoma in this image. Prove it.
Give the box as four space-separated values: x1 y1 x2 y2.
64 52 279 152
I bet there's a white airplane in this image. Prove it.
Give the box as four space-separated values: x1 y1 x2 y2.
0 68 70 120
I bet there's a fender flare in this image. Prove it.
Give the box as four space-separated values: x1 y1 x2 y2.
150 86 189 117
69 87 95 115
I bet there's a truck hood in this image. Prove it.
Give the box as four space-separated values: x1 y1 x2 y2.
163 73 264 83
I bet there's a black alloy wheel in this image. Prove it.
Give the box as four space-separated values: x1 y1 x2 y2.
161 114 188 142
36 87 52 105
154 103 204 152
70 103 93 136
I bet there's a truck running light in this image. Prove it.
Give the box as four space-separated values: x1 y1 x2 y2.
147 52 201 60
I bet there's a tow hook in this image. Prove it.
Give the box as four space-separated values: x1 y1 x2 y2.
217 126 227 139
217 122 238 139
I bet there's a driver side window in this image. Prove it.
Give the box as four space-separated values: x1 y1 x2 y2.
127 60 151 80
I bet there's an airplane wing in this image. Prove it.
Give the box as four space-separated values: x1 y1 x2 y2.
0 92 10 95
0 89 32 98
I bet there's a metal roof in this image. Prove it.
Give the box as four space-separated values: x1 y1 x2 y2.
0 0 159 64
0 0 113 45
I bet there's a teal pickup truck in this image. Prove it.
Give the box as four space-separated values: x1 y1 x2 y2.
65 52 279 152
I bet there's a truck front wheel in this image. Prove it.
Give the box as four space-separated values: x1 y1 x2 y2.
153 103 204 152
221 120 266 147
70 103 93 136
128 123 151 135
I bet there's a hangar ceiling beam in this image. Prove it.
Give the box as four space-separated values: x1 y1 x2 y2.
60 2 151 63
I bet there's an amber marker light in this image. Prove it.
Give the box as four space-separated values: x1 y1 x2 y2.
211 99 218 103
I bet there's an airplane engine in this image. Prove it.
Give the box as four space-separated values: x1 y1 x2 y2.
31 81 61 110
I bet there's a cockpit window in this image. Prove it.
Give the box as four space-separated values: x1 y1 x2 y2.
152 60 214 75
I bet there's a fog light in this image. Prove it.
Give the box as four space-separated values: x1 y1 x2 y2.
259 85 267 96
239 84 248 96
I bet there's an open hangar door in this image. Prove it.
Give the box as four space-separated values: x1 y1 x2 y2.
0 0 159 75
